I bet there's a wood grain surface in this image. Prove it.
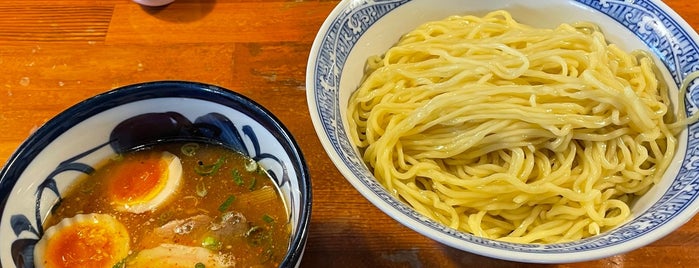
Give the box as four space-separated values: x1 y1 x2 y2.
0 1 698 267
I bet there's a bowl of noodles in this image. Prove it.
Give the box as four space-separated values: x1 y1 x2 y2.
306 0 699 263
0 81 311 267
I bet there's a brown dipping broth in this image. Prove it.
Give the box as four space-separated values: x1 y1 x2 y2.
43 142 291 267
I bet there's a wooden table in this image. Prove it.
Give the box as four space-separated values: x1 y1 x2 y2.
0 0 698 267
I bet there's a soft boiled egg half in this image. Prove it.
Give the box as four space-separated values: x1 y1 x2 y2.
107 151 183 213
34 213 130 268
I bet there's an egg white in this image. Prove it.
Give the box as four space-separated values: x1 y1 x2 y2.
34 213 130 268
127 244 234 268
113 151 183 214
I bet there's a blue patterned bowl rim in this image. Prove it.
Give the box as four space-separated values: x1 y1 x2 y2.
306 0 699 263
0 80 312 267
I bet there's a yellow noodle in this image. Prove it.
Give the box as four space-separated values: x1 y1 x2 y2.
348 10 694 243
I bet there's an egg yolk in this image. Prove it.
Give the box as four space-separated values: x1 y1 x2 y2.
108 152 167 204
40 215 129 268
106 151 183 214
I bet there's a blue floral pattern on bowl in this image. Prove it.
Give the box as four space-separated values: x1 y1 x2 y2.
0 81 311 268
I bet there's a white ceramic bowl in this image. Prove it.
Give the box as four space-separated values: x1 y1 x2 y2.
306 0 699 263
133 0 175 7
0 81 311 268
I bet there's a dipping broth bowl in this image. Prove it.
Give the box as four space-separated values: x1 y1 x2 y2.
306 0 699 263
0 81 311 267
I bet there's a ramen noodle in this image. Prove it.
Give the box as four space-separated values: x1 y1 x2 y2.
348 10 696 243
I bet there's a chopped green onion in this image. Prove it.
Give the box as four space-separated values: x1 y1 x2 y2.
218 195 236 212
201 236 221 250
195 263 206 268
196 181 208 197
181 143 200 157
244 158 258 172
262 214 274 224
260 248 274 263
195 157 224 176
110 154 124 161
202 236 215 246
112 258 126 268
80 180 96 193
249 177 257 191
231 169 244 186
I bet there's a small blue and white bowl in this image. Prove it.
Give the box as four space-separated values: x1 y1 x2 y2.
0 81 311 267
307 0 699 263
